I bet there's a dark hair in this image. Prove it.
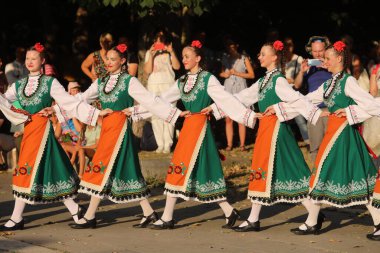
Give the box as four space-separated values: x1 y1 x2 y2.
326 43 352 72
110 45 128 72
263 41 286 74
185 44 207 70
154 30 172 46
100 33 113 51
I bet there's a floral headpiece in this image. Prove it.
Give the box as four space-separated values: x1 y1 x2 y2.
191 40 202 49
34 42 45 53
273 40 284 51
333 41 346 52
116 44 127 53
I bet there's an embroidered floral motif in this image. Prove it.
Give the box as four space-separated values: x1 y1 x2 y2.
249 168 267 181
324 83 342 108
31 176 77 195
103 177 146 192
273 177 310 192
186 178 226 193
258 71 279 102
314 176 376 195
180 71 207 103
99 73 129 103
85 161 107 174
168 162 187 175
13 162 33 176
17 76 50 107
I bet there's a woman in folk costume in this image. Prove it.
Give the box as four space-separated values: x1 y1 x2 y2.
68 44 184 229
208 41 323 232
288 41 380 240
133 40 258 230
0 43 105 231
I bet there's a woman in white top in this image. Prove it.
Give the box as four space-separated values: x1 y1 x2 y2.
143 30 181 153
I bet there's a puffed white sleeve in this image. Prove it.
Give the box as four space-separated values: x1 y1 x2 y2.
210 79 259 121
3 82 18 103
127 77 181 125
76 79 99 104
208 75 256 128
0 93 29 125
344 76 380 125
50 79 100 126
273 77 321 125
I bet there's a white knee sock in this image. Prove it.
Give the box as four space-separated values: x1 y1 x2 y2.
63 198 79 222
218 201 234 224
299 199 321 230
76 196 101 224
366 202 380 235
139 199 154 223
239 203 261 227
218 201 234 216
5 199 26 227
154 196 177 225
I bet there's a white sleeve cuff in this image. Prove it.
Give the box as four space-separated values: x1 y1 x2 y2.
273 102 289 122
210 103 226 120
53 104 67 123
243 108 256 128
165 107 181 125
90 109 100 126
346 106 357 125
309 108 322 125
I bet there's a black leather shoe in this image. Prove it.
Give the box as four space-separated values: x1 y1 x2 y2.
291 212 325 235
133 212 159 228
222 208 240 229
70 217 97 229
149 218 176 230
367 223 380 241
0 219 24 232
72 205 86 221
233 220 260 232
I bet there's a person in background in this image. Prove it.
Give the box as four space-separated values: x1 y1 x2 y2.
293 36 332 163
284 37 309 145
220 38 254 151
81 33 113 81
143 29 181 153
4 47 28 85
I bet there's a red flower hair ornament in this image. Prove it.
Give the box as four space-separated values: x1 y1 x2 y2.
333 41 346 52
191 40 202 48
34 42 45 53
116 44 128 53
273 40 284 51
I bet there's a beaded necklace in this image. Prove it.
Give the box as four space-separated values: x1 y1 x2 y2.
323 71 343 99
259 68 279 92
182 68 203 94
23 74 42 98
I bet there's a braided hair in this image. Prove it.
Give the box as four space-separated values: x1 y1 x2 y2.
263 40 286 74
326 41 351 72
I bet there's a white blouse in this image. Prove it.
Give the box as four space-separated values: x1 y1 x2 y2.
78 74 181 125
132 74 256 128
306 75 380 125
213 74 321 125
4 75 99 126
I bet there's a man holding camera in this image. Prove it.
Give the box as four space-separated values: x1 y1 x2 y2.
294 36 332 163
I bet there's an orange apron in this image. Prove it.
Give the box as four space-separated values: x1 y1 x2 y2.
248 115 280 198
81 112 127 191
165 114 207 192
